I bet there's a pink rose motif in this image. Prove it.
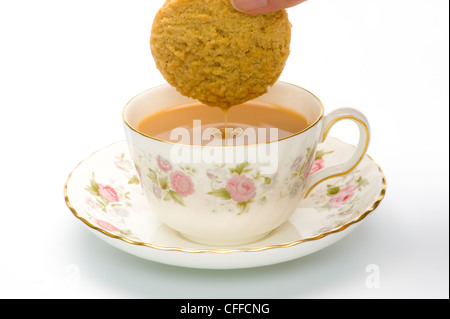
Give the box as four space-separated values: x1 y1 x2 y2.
170 171 195 197
114 159 133 171
97 184 120 202
86 198 100 209
157 156 172 172
329 185 357 208
311 158 325 174
226 175 257 203
95 219 119 233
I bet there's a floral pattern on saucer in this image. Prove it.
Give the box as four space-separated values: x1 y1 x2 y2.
65 138 386 268
80 153 144 241
305 168 372 236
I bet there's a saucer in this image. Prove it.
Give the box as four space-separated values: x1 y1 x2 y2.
64 138 386 269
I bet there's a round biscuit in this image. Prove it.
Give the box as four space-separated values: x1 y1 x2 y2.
151 0 291 108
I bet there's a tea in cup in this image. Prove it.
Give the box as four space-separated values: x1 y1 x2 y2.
123 82 370 246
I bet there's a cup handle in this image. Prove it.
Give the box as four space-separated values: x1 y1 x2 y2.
304 108 371 198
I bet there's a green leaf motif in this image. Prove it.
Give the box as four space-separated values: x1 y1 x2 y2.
164 190 185 206
327 185 341 196
159 176 169 190
147 168 157 183
207 188 232 200
128 176 140 185
315 150 334 160
230 162 251 175
356 177 369 188
85 173 99 196
237 200 252 215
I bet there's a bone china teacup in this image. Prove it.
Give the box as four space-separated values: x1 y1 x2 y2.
123 82 370 246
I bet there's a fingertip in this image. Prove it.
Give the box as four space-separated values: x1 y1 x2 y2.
230 0 269 13
231 0 307 15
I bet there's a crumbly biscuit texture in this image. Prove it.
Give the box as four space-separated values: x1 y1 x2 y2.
151 0 291 107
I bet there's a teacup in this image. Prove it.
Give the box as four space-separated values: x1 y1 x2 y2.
123 82 370 246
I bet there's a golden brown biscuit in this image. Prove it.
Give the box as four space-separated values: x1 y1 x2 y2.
151 0 291 108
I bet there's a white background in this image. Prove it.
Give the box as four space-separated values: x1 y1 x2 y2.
0 0 448 299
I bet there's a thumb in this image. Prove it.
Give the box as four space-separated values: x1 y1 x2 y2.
231 0 307 14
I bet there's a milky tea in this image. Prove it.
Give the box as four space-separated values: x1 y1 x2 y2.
137 101 310 146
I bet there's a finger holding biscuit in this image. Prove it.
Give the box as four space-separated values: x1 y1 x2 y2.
231 0 307 14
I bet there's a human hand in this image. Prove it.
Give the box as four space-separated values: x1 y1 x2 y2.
231 0 307 14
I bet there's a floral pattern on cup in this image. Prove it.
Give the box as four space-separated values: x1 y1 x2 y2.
74 140 378 245
206 162 273 214
226 175 257 203
156 155 173 172
281 148 334 199
133 147 338 215
170 171 195 197
143 154 196 207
